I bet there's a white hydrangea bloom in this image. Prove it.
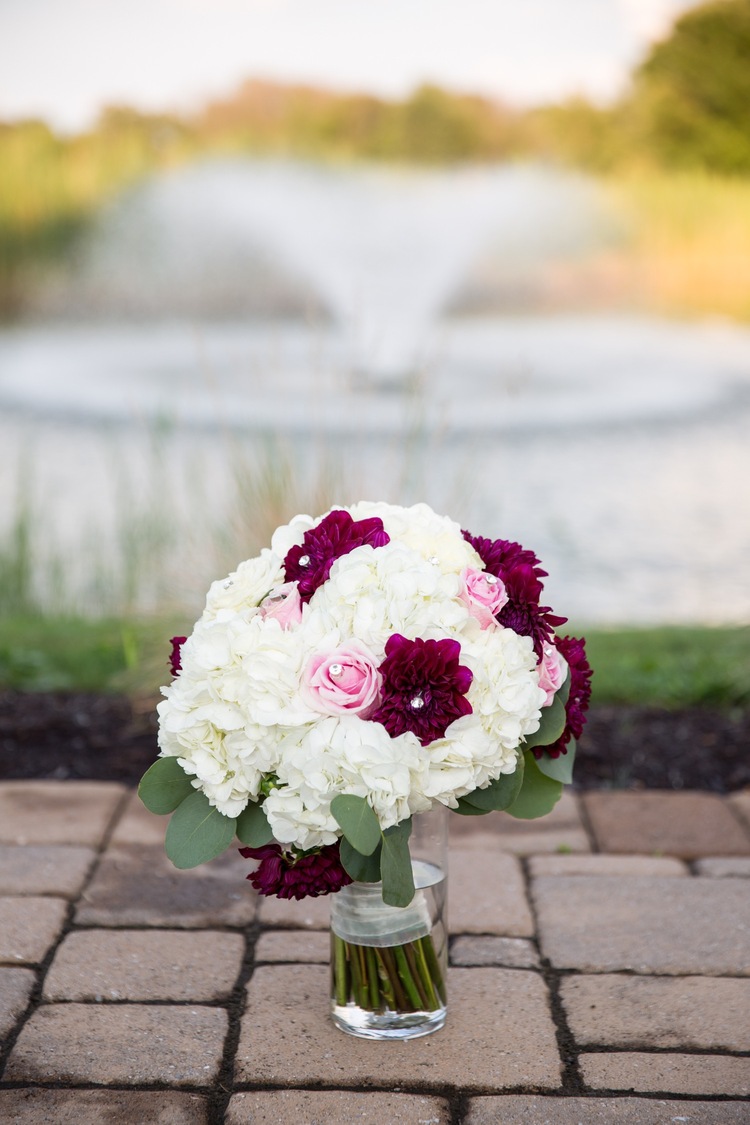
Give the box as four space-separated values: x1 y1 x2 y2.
156 500 562 840
311 542 469 653
202 549 283 621
264 716 421 851
269 512 317 559
349 500 483 574
460 625 546 753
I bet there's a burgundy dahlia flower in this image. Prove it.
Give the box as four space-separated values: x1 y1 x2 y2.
462 532 546 581
284 510 390 602
462 531 566 658
168 636 187 677
371 633 473 747
239 841 353 900
536 634 593 759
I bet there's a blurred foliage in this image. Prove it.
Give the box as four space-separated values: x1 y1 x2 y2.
196 80 523 162
527 0 750 173
0 109 196 316
2 0 749 316
630 0 750 173
603 171 750 320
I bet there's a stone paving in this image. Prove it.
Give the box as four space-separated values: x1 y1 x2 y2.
0 781 748 1123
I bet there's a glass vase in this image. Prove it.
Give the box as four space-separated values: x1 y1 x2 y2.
330 805 448 1040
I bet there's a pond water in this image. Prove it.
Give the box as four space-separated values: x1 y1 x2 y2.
1 160 749 624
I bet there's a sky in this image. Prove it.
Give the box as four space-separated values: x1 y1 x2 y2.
0 0 703 132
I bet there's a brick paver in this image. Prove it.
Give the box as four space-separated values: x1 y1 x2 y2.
0 897 68 966
0 1090 209 1123
583 791 750 858
449 851 534 935
43 929 245 1002
108 789 173 847
529 854 688 878
465 1096 750 1123
533 875 750 974
0 845 96 897
235 965 561 1091
76 845 256 928
450 936 540 968
561 974 750 1050
579 1052 750 1096
225 1090 451 1123
450 792 591 855
728 788 750 830
696 857 750 877
257 888 332 929
2 781 749 1112
0 968 35 1043
4 1004 228 1085
255 930 329 963
0 782 126 847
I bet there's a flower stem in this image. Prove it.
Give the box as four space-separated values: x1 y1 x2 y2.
393 944 424 1010
333 934 349 1007
365 945 381 1011
332 933 445 1017
419 934 446 1003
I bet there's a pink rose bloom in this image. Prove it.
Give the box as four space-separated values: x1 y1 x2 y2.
260 582 303 629
460 567 508 629
537 643 568 706
302 642 382 716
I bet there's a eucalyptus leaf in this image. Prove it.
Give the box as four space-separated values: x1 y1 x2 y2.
505 752 563 820
462 760 524 812
380 819 415 907
138 756 195 815
340 838 383 882
535 740 577 785
165 791 237 869
454 797 492 816
330 794 381 856
236 800 274 847
556 667 572 707
523 692 567 749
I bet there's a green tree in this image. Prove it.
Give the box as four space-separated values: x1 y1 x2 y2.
629 0 750 172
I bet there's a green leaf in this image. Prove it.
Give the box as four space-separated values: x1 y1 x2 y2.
138 756 195 815
340 838 383 882
535 740 577 785
330 794 381 856
523 692 567 749
454 797 492 816
380 819 415 907
462 759 525 812
236 800 274 847
505 752 563 820
556 667 572 708
165 791 237 869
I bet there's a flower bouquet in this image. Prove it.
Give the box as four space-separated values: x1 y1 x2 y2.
139 502 591 1038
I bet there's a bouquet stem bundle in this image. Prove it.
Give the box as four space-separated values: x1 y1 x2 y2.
331 932 446 1015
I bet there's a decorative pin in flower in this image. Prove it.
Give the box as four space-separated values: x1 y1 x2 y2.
139 502 591 1039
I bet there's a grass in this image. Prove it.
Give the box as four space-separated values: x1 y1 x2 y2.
1 615 747 709
0 614 184 695
584 624 750 709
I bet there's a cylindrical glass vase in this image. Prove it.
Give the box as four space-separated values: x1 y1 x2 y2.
330 806 448 1040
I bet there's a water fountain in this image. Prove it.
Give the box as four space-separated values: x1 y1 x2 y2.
28 158 605 384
